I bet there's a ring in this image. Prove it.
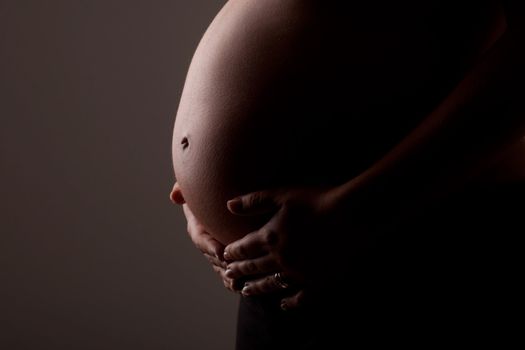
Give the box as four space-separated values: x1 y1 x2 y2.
274 272 290 289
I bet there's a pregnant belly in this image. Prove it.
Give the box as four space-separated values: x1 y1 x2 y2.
171 0 505 245
172 109 319 244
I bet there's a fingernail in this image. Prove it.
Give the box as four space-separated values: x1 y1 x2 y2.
227 198 243 213
223 251 229 260
280 301 288 311
225 269 234 279
241 286 251 296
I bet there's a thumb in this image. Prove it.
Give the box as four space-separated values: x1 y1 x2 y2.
227 191 279 216
281 290 308 311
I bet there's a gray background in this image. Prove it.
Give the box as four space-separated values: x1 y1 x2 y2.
0 1 239 349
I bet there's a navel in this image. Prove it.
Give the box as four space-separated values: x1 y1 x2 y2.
181 136 189 150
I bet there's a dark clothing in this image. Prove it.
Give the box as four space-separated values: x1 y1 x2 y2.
236 182 523 349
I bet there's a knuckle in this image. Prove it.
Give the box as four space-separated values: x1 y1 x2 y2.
262 228 278 246
287 300 298 309
266 275 278 288
245 261 258 274
247 192 262 208
211 259 222 268
249 193 259 207
292 292 306 308
237 244 248 259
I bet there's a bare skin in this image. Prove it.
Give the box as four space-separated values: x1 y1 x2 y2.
171 0 525 309
222 4 525 307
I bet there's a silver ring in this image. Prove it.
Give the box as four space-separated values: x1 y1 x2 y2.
274 272 290 289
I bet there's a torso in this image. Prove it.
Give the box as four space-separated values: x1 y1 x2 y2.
172 0 522 244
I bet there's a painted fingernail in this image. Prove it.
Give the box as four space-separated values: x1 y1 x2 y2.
241 286 251 296
225 269 234 279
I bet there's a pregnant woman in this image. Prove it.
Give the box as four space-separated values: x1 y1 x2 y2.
171 0 524 348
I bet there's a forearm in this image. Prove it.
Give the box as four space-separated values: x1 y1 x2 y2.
331 27 525 217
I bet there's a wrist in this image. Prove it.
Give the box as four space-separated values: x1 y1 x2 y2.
319 183 361 226
324 171 402 226
325 173 374 212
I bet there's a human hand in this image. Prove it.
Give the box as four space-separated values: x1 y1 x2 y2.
223 186 374 309
170 183 240 292
240 272 310 311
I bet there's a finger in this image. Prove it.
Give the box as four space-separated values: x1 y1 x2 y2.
193 232 225 260
241 274 290 297
225 255 279 279
211 264 225 276
281 290 307 311
184 205 225 259
227 190 279 216
212 265 242 292
169 182 185 204
204 253 228 269
224 228 277 261
212 265 233 291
